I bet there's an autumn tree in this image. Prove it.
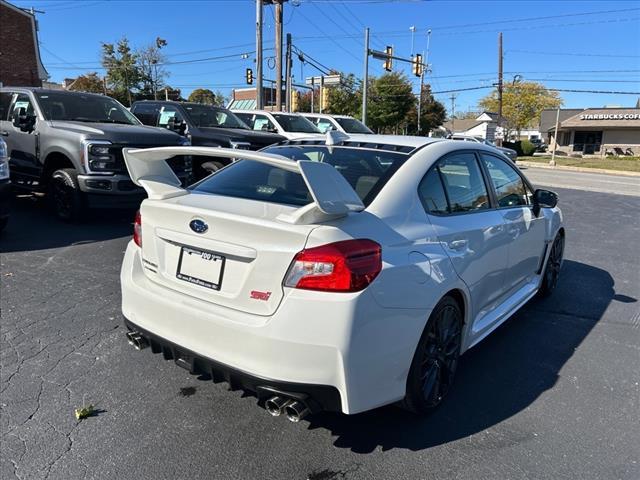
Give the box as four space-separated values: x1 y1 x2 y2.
188 88 216 105
406 84 447 136
367 72 415 133
101 37 140 106
67 72 104 94
137 37 168 100
479 81 562 137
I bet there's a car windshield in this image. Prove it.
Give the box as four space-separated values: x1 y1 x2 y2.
192 145 408 207
35 92 139 124
272 114 320 133
335 117 373 134
183 105 249 129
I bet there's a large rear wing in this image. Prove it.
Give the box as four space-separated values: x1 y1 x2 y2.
122 146 365 224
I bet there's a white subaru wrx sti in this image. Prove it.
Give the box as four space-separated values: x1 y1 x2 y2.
120 133 564 421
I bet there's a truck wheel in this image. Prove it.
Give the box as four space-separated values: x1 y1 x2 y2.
49 168 86 222
201 161 225 174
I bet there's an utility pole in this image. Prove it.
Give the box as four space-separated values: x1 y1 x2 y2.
362 27 370 126
285 33 292 112
275 0 284 111
449 93 457 132
256 0 264 109
417 29 431 135
319 75 325 114
550 107 560 166
497 32 503 145
311 77 315 113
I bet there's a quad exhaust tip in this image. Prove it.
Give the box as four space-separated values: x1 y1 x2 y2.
284 401 310 423
126 331 149 350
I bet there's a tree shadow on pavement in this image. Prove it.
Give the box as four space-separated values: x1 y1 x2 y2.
0 194 135 253
306 260 623 453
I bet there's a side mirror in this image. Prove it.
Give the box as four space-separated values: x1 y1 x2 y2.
12 108 36 132
167 117 187 135
533 189 558 216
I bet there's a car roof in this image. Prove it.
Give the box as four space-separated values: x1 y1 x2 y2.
0 87 107 99
277 133 442 154
300 113 352 120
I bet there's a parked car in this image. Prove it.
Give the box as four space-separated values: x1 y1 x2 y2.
120 134 564 421
0 88 191 221
232 110 324 140
531 138 548 153
0 138 10 231
449 135 518 162
300 113 373 134
131 101 285 178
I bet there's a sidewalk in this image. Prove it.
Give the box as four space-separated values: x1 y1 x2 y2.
517 161 640 177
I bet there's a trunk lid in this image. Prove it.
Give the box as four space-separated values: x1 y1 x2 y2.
139 192 316 316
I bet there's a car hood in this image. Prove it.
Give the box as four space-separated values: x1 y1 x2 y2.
196 126 286 146
49 121 182 144
498 146 518 155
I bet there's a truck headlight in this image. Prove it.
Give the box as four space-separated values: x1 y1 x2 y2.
0 140 9 180
83 140 117 173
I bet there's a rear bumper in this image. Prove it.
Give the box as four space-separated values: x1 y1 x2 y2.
124 317 342 412
120 241 429 414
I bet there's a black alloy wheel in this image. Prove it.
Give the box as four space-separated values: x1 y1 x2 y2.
402 296 463 414
540 233 564 296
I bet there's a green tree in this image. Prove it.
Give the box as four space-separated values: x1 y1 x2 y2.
406 84 447 136
213 90 229 107
101 37 140 106
479 81 562 138
325 72 361 117
158 85 183 101
367 72 415 133
188 88 217 104
67 72 104 94
137 37 168 100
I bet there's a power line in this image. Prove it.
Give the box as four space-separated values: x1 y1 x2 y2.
508 49 640 59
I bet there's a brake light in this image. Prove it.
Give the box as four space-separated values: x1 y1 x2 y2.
133 210 142 247
284 239 381 292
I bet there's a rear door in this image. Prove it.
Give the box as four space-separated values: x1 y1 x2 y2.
419 151 509 320
479 152 546 294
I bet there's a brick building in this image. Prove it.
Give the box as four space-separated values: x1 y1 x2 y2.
0 0 48 87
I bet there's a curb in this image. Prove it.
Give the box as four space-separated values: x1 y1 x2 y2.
516 161 640 177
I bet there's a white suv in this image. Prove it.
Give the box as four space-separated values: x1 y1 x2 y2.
301 113 373 134
232 110 324 140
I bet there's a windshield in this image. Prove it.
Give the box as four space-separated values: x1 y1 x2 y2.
335 117 373 134
192 145 408 207
272 114 320 133
183 105 249 129
35 92 139 124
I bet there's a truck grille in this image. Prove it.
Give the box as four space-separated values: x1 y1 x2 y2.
111 145 192 182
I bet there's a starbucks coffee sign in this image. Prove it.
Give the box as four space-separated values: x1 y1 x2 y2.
580 113 640 120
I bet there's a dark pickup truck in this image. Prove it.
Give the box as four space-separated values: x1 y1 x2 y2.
130 101 285 178
0 87 191 221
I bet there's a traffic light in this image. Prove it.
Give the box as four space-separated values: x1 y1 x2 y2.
291 90 299 112
321 87 329 111
245 68 253 85
383 46 393 71
412 53 423 77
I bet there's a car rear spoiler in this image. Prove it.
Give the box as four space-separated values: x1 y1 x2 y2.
122 146 364 224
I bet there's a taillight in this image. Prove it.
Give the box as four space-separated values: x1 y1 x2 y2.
284 239 381 292
133 210 142 247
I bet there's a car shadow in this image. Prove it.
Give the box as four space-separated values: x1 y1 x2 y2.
0 194 135 253
304 260 622 453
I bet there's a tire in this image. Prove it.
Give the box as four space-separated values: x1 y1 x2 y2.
48 168 86 222
401 295 463 415
201 161 225 174
539 232 564 297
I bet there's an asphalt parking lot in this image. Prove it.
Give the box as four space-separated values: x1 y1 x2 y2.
1 182 639 480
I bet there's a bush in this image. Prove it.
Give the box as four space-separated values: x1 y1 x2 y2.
503 140 536 156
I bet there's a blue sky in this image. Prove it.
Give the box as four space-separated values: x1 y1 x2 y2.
13 0 640 113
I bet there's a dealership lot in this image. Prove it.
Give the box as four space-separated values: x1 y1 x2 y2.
1 182 639 480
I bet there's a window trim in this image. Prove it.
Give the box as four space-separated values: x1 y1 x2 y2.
477 151 536 211
417 149 495 217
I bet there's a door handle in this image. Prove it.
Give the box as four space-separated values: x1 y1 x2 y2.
448 239 468 251
0 131 8 137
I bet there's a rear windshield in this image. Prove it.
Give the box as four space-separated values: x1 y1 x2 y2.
192 145 408 207
271 114 320 133
335 117 373 134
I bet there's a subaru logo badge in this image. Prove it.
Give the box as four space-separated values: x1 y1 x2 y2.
189 219 208 234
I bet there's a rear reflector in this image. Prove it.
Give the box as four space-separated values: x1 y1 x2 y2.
284 239 381 292
133 210 142 247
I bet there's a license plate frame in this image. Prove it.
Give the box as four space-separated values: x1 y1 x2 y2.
176 246 225 291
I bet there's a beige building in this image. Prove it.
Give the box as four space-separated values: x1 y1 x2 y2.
543 108 640 156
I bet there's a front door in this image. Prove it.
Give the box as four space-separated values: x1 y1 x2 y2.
422 151 510 324
3 92 39 179
479 152 546 294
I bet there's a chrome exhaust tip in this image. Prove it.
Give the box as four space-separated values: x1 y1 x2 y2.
284 401 310 423
126 331 148 350
265 396 290 417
